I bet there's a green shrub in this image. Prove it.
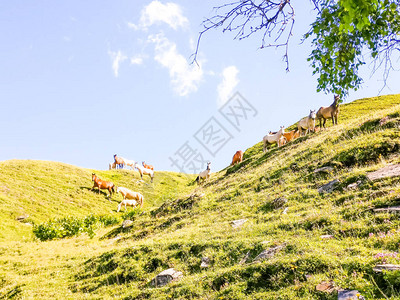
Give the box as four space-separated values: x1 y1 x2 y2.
33 214 119 241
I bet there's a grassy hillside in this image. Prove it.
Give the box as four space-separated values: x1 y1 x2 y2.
0 161 193 241
1 94 400 299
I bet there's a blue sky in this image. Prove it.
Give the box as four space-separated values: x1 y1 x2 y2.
1 1 400 174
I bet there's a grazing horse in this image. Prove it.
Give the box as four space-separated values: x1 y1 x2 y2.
316 95 341 128
298 110 316 136
282 129 300 143
196 162 211 184
142 161 154 170
135 163 154 182
116 186 144 209
263 126 285 152
91 173 115 200
117 199 139 212
231 151 244 166
113 154 125 169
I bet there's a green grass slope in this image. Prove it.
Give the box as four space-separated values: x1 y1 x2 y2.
1 94 400 300
0 160 193 241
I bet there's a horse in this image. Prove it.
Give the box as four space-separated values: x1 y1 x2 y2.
283 129 300 143
113 154 125 169
123 158 136 170
116 186 144 209
231 151 243 166
142 161 154 170
278 135 287 146
109 162 117 170
91 173 115 200
298 110 316 136
135 163 154 182
263 126 285 152
316 95 341 128
117 199 139 212
196 162 211 184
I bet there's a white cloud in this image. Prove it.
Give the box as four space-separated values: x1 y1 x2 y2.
131 1 189 30
108 50 127 77
127 22 140 30
148 33 203 96
130 55 144 65
217 66 239 106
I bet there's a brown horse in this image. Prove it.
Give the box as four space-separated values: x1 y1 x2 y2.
283 129 300 143
91 173 115 200
113 154 125 169
142 161 154 170
316 95 341 128
231 150 243 166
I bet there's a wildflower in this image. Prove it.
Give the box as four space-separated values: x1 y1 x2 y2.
378 232 386 238
374 252 397 259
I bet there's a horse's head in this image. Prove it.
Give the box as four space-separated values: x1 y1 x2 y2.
309 110 316 119
207 161 211 170
334 95 341 106
92 173 96 181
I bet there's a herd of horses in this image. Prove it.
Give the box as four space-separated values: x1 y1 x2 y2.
91 95 340 212
263 94 340 151
90 155 154 211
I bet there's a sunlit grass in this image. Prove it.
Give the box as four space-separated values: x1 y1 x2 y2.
1 94 400 299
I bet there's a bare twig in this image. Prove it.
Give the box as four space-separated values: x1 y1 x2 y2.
191 0 297 71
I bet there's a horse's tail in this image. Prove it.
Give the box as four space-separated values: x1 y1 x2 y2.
195 176 199 184
112 184 115 194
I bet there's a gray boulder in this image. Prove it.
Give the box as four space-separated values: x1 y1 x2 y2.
151 268 183 287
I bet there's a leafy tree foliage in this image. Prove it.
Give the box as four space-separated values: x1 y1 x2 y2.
194 0 400 96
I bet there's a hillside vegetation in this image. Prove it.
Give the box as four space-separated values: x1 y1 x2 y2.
1 94 400 299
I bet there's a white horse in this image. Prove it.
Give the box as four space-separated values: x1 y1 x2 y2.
298 110 316 136
116 186 144 209
134 163 154 182
122 158 136 170
117 199 139 212
196 162 211 184
263 126 285 152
